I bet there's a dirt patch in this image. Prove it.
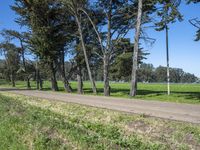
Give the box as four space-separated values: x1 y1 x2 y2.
183 133 200 149
9 106 26 117
126 120 151 133
41 127 73 147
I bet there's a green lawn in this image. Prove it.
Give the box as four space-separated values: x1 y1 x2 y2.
0 92 199 149
0 80 200 104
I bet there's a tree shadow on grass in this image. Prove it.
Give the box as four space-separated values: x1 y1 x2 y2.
1 85 200 103
70 87 200 102
173 91 200 101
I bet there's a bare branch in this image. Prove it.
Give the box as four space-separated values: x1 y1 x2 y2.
78 8 105 55
189 18 200 29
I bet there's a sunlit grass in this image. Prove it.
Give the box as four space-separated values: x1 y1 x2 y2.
0 79 200 104
0 92 199 149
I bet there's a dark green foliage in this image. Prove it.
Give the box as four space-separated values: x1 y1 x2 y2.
155 0 183 31
111 52 133 81
138 63 155 82
151 65 197 83
189 18 200 41
110 38 148 81
0 42 20 85
187 0 200 3
195 29 200 41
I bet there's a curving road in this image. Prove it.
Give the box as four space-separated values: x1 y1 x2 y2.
1 88 200 124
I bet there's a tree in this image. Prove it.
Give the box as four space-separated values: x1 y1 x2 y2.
126 0 156 96
110 38 148 81
62 0 97 94
155 0 182 95
130 0 143 96
0 29 33 89
77 0 134 96
189 18 200 41
138 63 155 82
0 42 20 87
12 0 73 91
181 72 198 83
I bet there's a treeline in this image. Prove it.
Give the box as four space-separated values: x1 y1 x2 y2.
138 64 198 83
68 62 198 83
0 0 199 97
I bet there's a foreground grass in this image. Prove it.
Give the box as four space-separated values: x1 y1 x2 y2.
1 80 200 104
0 92 200 149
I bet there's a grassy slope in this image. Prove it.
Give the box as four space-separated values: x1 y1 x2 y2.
1 80 200 104
0 92 200 149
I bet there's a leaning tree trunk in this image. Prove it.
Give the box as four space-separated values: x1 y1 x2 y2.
60 50 72 93
50 61 59 91
104 2 112 96
79 8 107 95
75 15 97 94
77 65 83 94
103 53 110 96
130 0 143 97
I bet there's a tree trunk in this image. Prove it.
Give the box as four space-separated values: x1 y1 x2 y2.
165 25 170 95
39 79 43 90
27 76 31 89
36 76 40 90
10 73 15 87
36 58 40 90
77 65 83 94
50 62 58 91
39 71 43 90
130 0 143 97
75 15 97 94
60 50 72 93
103 53 110 96
104 1 112 96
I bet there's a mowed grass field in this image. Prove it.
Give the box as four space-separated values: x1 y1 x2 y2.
0 92 200 149
0 80 200 104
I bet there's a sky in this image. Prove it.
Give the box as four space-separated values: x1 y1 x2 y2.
0 1 200 77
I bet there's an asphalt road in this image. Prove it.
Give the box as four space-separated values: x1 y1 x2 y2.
1 88 200 124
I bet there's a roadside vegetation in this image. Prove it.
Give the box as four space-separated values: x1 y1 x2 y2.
0 92 200 149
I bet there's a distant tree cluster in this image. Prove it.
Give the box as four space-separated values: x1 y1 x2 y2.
109 62 198 83
138 64 198 83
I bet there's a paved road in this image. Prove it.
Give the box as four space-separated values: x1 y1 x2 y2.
1 88 200 124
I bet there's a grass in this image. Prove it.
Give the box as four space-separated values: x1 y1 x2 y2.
1 79 200 104
0 92 200 149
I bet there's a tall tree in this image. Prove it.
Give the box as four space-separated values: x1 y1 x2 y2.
78 0 132 96
62 0 97 94
126 0 155 96
0 29 33 89
0 42 20 87
130 0 143 96
155 0 182 95
12 0 73 91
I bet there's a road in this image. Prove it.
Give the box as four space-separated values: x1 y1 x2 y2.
1 88 200 124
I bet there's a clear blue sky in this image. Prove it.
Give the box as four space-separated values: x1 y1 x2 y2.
0 1 200 77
